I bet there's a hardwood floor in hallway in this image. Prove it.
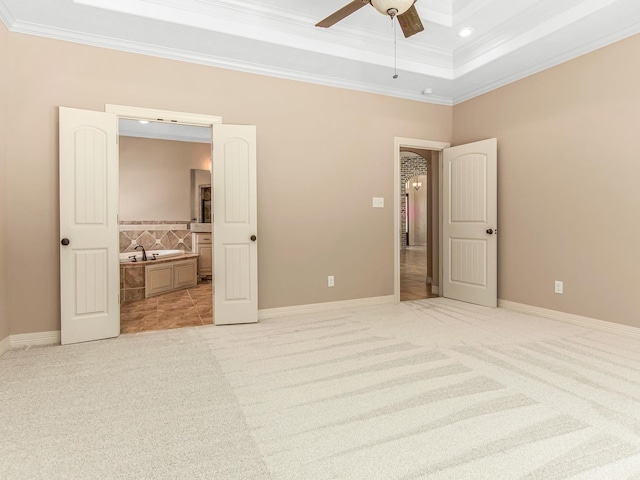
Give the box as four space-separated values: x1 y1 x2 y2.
400 245 437 301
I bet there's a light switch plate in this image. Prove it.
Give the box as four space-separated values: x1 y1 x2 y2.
372 197 384 208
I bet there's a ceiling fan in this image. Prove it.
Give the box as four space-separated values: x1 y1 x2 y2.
316 0 424 38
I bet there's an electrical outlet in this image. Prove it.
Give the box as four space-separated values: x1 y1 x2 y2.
328 275 334 287
554 280 563 294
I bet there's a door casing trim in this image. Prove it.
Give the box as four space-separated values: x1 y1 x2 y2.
105 104 222 324
394 137 450 304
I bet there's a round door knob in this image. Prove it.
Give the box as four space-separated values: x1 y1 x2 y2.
486 229 494 235
61 238 70 246
250 235 257 242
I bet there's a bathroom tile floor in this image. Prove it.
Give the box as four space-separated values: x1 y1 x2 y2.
120 248 431 333
400 245 437 301
120 280 213 334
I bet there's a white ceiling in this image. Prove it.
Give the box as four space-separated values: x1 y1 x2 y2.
119 118 212 143
2 0 640 105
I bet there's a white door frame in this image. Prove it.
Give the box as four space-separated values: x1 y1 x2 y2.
393 137 450 304
105 104 222 314
105 105 222 127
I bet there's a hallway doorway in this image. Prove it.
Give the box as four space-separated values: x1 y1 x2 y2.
400 169 434 302
393 137 450 304
400 154 434 302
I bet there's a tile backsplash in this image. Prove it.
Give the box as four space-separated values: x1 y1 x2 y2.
119 221 192 253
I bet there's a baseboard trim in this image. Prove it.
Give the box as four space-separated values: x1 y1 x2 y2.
498 300 640 338
258 295 396 320
10 330 61 348
0 335 10 357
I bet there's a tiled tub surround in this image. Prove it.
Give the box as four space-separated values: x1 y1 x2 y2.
119 221 192 254
120 253 198 302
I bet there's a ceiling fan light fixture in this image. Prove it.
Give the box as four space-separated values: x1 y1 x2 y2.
370 0 414 17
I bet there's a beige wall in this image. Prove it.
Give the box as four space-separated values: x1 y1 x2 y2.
4 31 452 335
119 137 211 221
0 21 9 341
453 33 640 328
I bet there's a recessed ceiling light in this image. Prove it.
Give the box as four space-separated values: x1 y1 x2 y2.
422 88 433 95
457 27 475 38
138 120 149 124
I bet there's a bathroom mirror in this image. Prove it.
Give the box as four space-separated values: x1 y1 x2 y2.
191 169 212 223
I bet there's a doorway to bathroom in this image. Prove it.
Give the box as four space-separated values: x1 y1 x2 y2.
59 105 258 345
117 119 214 334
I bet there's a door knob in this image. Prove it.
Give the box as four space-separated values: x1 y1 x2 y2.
250 235 257 242
486 229 494 235
61 238 70 246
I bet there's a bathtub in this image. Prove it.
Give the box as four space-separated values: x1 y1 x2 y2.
119 249 186 263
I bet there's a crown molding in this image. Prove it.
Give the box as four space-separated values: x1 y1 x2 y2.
416 0 453 28
0 0 15 28
454 0 622 73
9 20 453 105
6 0 638 106
452 17 640 104
454 1 565 71
453 0 494 27
78 0 454 76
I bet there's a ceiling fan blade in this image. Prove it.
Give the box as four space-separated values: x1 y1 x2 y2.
316 0 369 28
397 4 424 38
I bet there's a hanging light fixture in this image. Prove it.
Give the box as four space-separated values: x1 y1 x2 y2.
370 0 414 17
412 181 422 190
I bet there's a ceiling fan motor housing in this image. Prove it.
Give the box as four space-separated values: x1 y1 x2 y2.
370 0 414 17
316 0 424 39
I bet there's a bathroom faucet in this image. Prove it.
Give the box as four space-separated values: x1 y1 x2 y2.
134 244 148 261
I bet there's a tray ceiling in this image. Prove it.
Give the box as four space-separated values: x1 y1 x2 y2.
2 0 640 104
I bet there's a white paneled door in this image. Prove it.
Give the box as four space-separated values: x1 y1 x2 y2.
443 139 497 307
59 107 120 344
213 125 258 325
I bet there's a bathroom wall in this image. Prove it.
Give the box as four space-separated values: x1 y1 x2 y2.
453 32 640 328
3 30 452 335
119 221 193 254
119 136 211 221
0 21 9 343
119 136 211 254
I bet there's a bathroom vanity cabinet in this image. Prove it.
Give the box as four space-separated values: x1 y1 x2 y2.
194 233 212 278
145 257 197 297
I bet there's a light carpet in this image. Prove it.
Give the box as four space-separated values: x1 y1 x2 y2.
3 297 640 479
